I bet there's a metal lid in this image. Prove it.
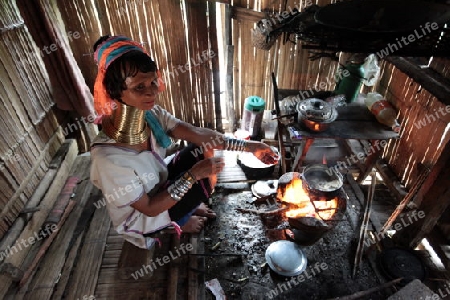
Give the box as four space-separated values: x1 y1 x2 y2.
265 240 307 276
297 98 333 122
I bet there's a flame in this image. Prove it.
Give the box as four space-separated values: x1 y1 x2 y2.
278 177 337 220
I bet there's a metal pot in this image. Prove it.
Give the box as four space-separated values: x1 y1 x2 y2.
237 150 278 180
302 164 343 199
296 98 338 132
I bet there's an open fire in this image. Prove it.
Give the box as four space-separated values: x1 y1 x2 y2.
277 177 338 221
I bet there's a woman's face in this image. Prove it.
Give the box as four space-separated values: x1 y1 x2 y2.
121 71 160 110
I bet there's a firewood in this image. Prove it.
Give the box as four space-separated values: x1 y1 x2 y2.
236 205 288 215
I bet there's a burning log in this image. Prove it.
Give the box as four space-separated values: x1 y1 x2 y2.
236 205 288 215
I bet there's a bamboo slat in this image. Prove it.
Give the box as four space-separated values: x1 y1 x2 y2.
57 0 102 91
63 190 109 300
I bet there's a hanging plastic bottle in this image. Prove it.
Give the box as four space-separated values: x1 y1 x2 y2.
334 63 365 103
364 93 401 133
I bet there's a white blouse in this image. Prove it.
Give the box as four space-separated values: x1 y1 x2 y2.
90 105 181 249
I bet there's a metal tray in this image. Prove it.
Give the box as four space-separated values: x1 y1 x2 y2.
265 240 307 277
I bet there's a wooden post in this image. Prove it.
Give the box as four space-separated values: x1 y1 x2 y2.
393 141 450 248
208 2 223 132
225 45 235 132
225 4 235 132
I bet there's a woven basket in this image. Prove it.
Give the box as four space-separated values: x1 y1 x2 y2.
251 27 281 50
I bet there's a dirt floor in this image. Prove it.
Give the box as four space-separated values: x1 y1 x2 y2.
202 183 392 300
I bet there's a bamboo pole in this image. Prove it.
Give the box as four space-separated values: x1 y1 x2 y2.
352 171 376 278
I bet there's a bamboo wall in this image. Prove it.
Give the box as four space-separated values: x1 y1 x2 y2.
230 0 339 120
1 0 449 239
229 0 450 188
0 0 64 238
57 0 218 128
376 60 450 188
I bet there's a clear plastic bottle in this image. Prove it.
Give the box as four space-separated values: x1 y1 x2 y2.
364 93 401 133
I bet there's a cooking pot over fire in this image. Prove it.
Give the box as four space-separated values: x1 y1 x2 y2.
302 164 343 199
296 98 338 132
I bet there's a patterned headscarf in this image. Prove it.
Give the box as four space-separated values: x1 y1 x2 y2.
93 36 165 116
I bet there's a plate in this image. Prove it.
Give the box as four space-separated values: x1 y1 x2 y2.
251 180 278 198
265 240 307 276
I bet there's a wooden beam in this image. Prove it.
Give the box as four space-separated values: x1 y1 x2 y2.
393 141 450 248
375 159 407 203
386 57 450 106
231 6 264 22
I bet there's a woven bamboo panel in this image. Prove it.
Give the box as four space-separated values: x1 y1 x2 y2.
0 0 61 237
375 61 450 188
56 0 217 128
230 0 339 121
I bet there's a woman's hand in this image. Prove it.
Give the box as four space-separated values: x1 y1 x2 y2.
189 157 225 180
247 142 279 165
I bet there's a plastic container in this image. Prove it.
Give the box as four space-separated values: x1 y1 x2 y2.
234 129 250 140
261 110 277 139
241 96 266 138
364 92 401 133
334 63 365 103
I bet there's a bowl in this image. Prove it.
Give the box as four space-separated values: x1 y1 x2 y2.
236 149 278 180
